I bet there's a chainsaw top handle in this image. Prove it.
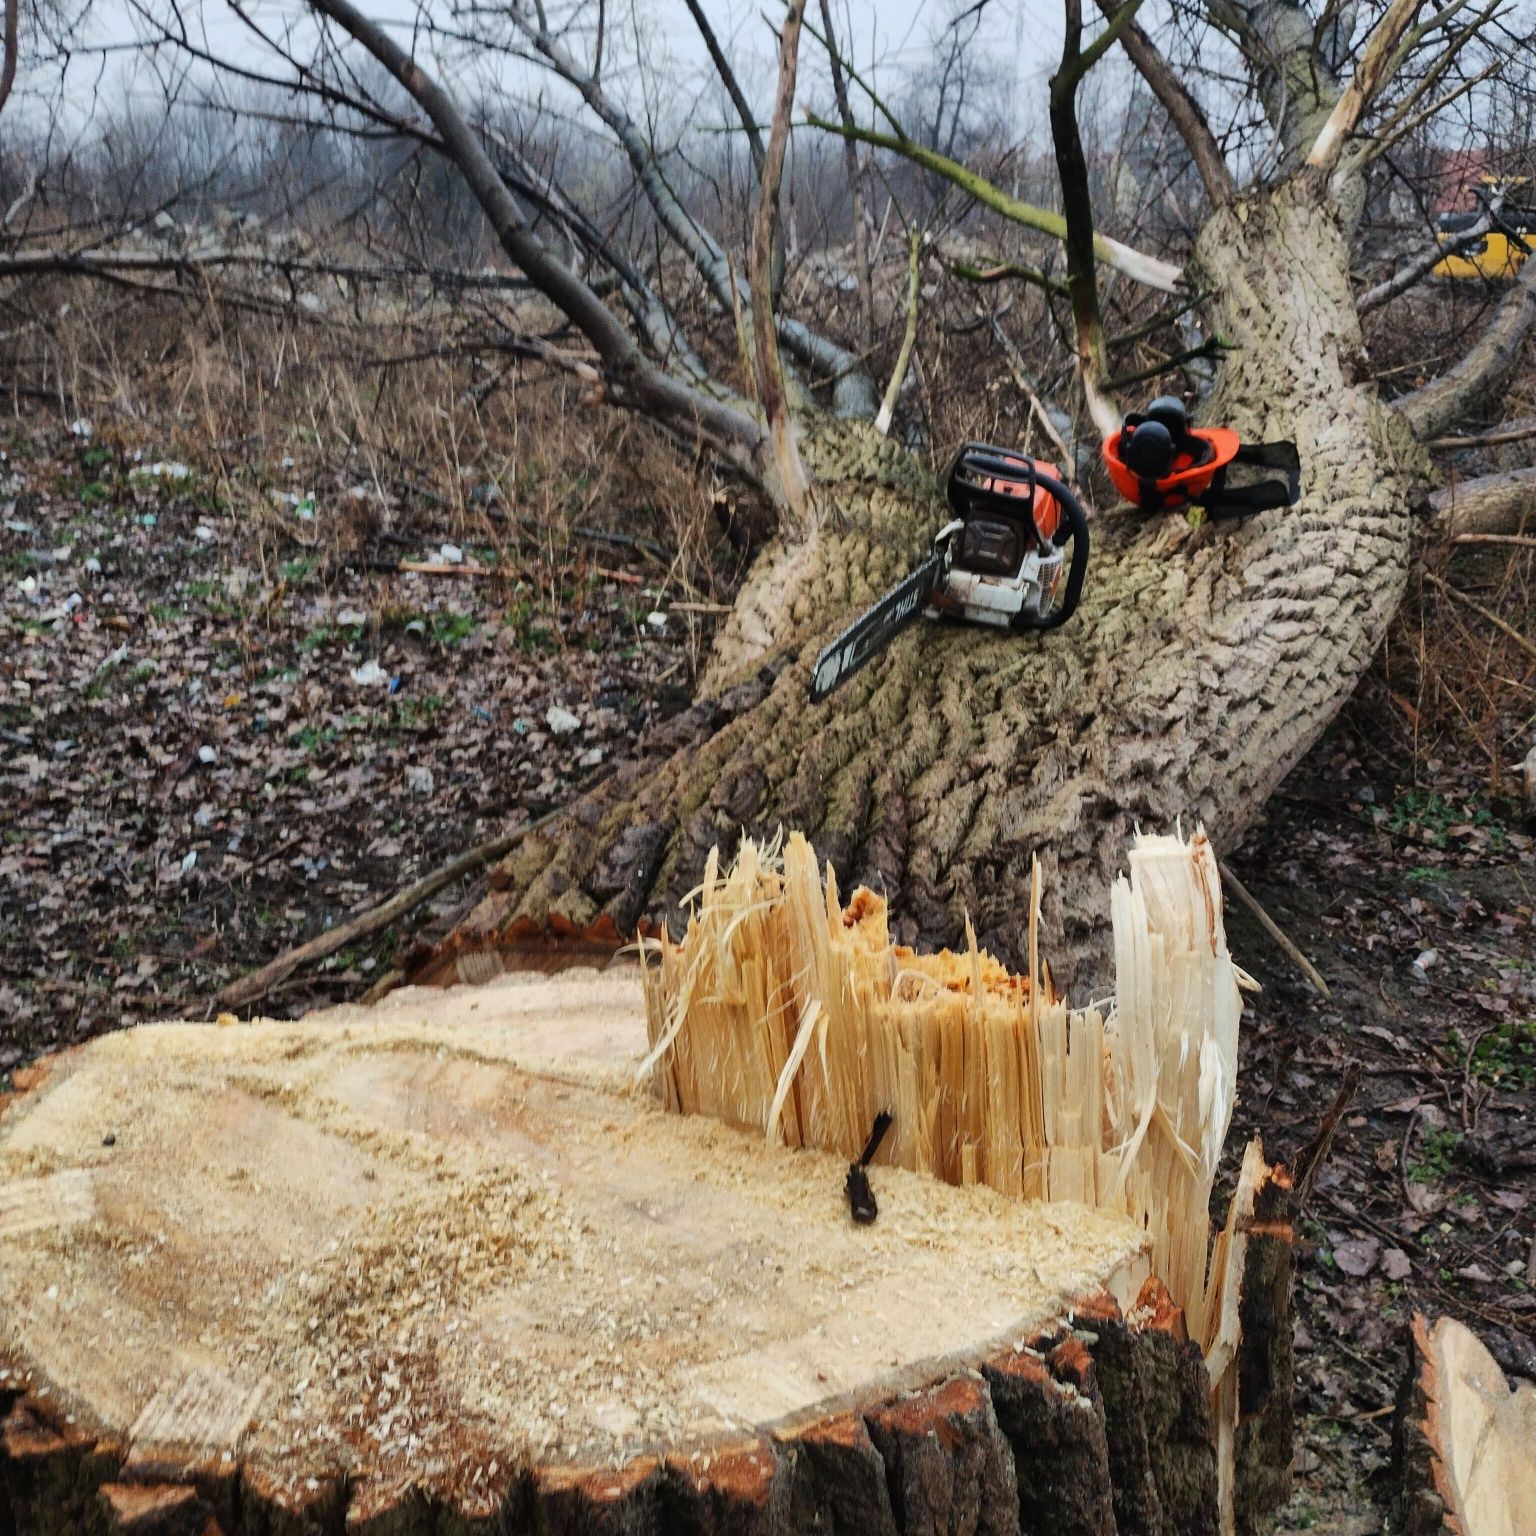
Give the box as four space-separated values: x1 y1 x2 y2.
946 444 1090 632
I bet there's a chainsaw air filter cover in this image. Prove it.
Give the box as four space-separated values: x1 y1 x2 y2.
947 447 1065 559
957 517 1024 577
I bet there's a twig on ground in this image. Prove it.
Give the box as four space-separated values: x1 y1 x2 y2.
1291 1062 1364 1214
395 560 503 577
1450 533 1536 551
1429 418 1536 450
1423 570 1536 665
212 802 571 1014
1218 859 1334 999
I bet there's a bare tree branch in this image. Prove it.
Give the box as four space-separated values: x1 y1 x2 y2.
1428 415 1536 450
804 116 1183 292
817 0 875 346
1306 0 1430 174
1357 203 1505 315
0 246 540 289
947 256 1071 297
751 0 813 521
1050 0 1130 435
874 226 920 435
507 2 875 417
1357 51 1502 166
1432 466 1536 536
1396 257 1536 440
982 308 1082 471
1094 0 1234 206
683 0 764 170
304 0 767 471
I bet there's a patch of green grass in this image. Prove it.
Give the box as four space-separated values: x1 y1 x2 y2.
392 694 445 731
501 597 556 654
430 612 477 647
1408 1127 1462 1183
186 578 220 600
80 448 112 470
79 481 111 503
298 625 335 653
148 601 185 623
294 724 337 752
128 661 156 685
1388 789 1509 851
280 556 318 584
1449 1018 1536 1088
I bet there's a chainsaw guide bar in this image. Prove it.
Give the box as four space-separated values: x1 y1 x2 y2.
809 548 946 703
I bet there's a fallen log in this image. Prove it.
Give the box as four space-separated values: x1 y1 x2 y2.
1 830 1292 1535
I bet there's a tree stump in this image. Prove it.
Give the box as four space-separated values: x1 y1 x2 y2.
0 969 1256 1536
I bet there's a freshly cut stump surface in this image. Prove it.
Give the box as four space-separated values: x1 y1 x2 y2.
1401 1313 1536 1536
1 967 1153 1530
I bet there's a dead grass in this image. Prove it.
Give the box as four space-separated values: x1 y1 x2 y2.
2 268 740 634
6 231 1534 796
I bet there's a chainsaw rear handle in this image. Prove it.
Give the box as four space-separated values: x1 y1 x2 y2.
1011 467 1089 632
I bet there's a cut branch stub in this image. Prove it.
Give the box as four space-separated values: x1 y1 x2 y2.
1398 1313 1536 1536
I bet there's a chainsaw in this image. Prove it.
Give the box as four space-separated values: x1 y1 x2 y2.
809 443 1089 703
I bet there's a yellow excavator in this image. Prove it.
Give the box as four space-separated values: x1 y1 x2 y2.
1433 175 1535 281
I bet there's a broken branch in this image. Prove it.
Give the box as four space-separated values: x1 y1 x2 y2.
873 227 922 436
212 805 568 1013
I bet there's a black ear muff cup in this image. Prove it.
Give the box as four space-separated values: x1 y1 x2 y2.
1122 419 1174 478
1143 395 1189 440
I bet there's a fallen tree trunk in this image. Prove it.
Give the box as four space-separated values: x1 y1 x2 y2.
0 833 1292 1536
415 184 1436 994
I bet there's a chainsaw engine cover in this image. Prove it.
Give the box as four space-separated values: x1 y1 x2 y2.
934 445 1081 630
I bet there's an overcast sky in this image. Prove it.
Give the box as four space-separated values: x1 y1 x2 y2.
22 0 1074 142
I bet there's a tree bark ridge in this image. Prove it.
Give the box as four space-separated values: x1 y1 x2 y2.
2 1290 1289 1536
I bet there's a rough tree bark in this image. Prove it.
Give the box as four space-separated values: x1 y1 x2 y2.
419 179 1434 989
